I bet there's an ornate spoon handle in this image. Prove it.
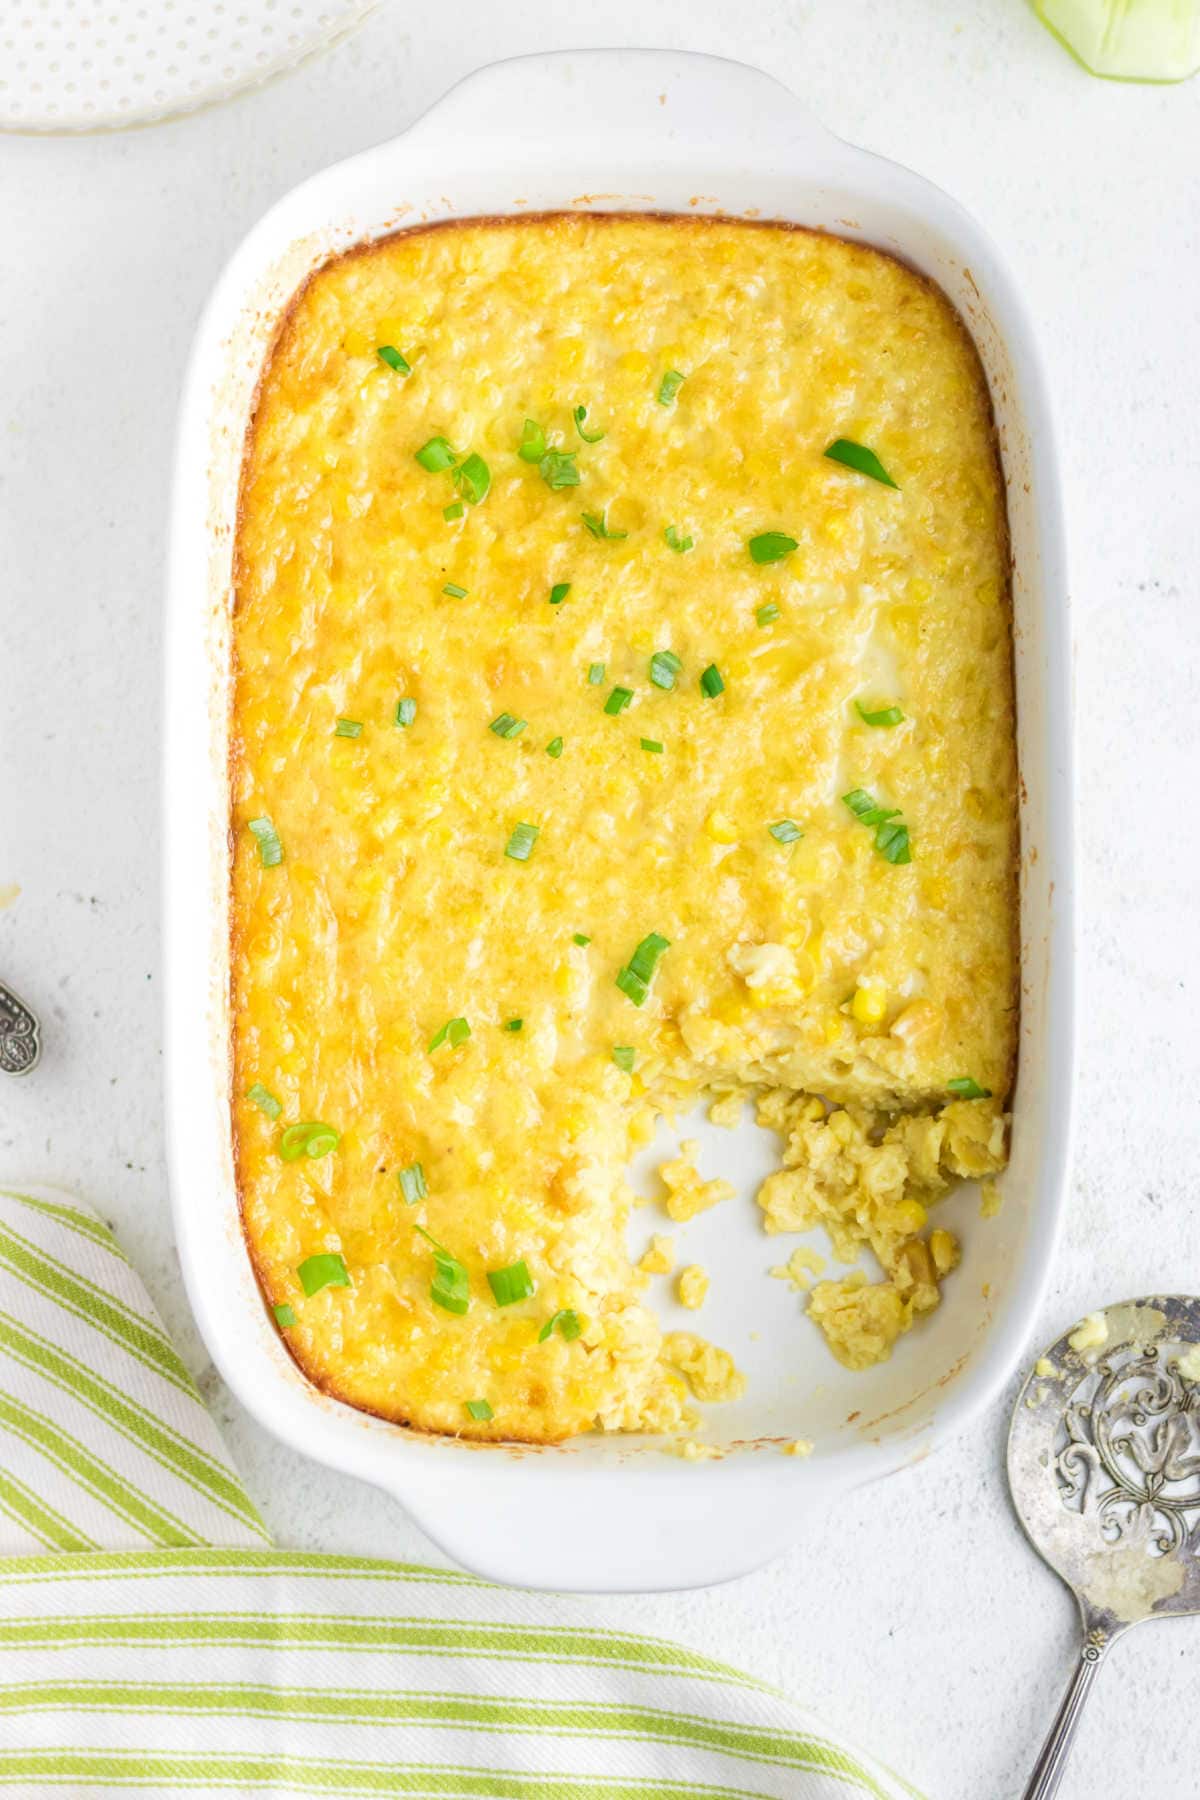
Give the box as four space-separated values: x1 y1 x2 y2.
1021 1629 1113 1800
0 981 41 1074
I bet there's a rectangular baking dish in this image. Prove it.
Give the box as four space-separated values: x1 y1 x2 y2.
164 48 1073 1592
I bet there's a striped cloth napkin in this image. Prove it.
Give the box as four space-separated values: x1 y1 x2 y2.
0 1183 919 1799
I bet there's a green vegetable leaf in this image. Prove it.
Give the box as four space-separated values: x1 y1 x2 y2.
538 1308 582 1342
574 404 605 443
487 1260 535 1307
664 525 694 554
539 448 580 490
824 438 898 489
582 509 627 540
856 700 905 728
398 1162 427 1206
296 1253 349 1297
428 1016 471 1053
505 821 539 862
245 1083 282 1120
416 436 457 473
279 1122 340 1162
377 345 410 375
518 419 547 462
452 452 491 506
247 816 283 869
947 1075 992 1100
657 369 685 406
748 532 797 565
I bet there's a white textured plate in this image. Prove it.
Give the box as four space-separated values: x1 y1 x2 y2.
0 0 376 134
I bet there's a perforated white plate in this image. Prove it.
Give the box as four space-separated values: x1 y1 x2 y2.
0 0 376 134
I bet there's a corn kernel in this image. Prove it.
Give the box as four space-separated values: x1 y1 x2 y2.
705 811 738 844
851 984 888 1026
930 1228 960 1276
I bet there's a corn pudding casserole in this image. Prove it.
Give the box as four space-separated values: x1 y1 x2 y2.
232 213 1016 1444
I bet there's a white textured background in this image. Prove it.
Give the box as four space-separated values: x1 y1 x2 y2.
2 4 1198 1796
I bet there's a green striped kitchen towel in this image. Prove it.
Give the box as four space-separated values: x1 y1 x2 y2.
0 1184 918 1798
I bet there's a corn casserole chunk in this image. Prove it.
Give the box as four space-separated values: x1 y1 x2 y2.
232 215 1016 1442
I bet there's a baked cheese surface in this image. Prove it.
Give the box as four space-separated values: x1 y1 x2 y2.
232 214 1016 1441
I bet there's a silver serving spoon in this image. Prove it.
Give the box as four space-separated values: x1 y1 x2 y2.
1007 1295 1200 1798
0 980 40 1074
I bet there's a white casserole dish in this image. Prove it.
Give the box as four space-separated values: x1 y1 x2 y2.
165 49 1073 1592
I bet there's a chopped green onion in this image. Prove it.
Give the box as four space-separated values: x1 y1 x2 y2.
582 509 627 540
539 448 580 490
587 662 606 686
843 788 892 823
612 1045 636 1072
489 712 527 739
247 816 283 868
573 404 605 443
641 738 664 754
464 1398 494 1421
518 419 547 462
334 717 363 738
947 1075 992 1100
657 369 685 406
549 582 571 606
664 525 693 554
505 821 539 862
756 602 780 626
824 438 897 488
699 664 725 698
573 933 591 947
649 649 681 691
296 1252 350 1297
377 344 410 375
545 736 564 758
538 1308 582 1343
617 931 669 1006
415 1224 470 1315
443 501 464 521
273 1303 297 1328
748 532 798 565
768 820 803 844
487 1260 535 1307
856 700 906 728
442 583 468 599
416 436 457 473
398 1161 427 1206
604 686 633 716
245 1082 282 1120
452 452 491 506
279 1121 340 1162
842 789 912 864
428 1016 471 1053
395 697 416 728
504 1018 523 1032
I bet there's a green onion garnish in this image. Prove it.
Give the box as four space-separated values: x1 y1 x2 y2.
442 582 468 599
612 1045 636 1072
245 1082 282 1120
604 686 633 716
649 649 681 691
518 419 547 463
947 1076 992 1100
247 816 283 868
539 449 580 490
617 932 669 1006
573 404 605 443
549 582 571 606
452 452 491 506
334 718 363 738
768 820 803 844
416 436 457 473
587 662 605 685
398 1161 427 1206
415 1224 470 1315
487 1260 535 1307
395 697 416 728
273 1303 297 1328
464 1398 494 1421
641 738 664 754
296 1252 350 1297
428 1017 471 1053
545 736 564 758
538 1308 582 1343
573 933 591 947
279 1121 340 1162
699 664 725 698
489 712 527 739
748 532 798 565
443 501 464 521
582 509 627 540
377 345 410 375
824 438 898 488
856 700 905 728
504 1018 523 1032
756 602 780 626
842 789 912 864
664 525 693 554
657 369 685 406
505 822 539 862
